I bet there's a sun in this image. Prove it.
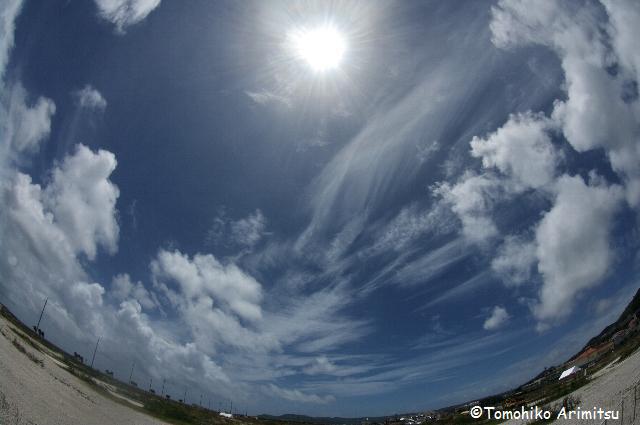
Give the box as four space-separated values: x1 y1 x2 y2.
289 25 347 72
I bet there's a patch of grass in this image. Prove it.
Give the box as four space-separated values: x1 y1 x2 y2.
144 399 196 424
11 337 44 367
536 376 588 406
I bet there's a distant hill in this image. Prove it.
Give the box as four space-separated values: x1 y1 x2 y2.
570 287 640 360
258 414 388 425
267 288 640 423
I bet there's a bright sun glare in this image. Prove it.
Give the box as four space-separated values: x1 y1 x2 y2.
289 25 347 72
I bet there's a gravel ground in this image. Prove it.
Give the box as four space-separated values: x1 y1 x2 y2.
0 317 168 425
502 347 640 424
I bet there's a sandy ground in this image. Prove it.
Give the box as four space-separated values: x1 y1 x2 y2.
0 316 168 425
503 347 640 424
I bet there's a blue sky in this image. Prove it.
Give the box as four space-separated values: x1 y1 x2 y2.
1 0 640 417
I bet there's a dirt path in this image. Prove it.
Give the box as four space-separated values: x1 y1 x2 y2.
0 317 168 425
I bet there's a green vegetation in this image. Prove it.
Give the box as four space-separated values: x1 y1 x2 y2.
144 399 196 424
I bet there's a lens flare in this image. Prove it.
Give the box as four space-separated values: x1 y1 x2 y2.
289 25 347 72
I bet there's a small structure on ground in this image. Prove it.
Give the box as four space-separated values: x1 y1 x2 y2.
559 366 581 380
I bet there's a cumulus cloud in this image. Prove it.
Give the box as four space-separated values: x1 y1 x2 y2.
470 111 559 189
73 85 107 110
600 0 640 81
94 0 161 32
483 306 510 331
491 235 537 287
433 173 504 243
0 156 233 398
152 250 263 321
492 0 640 206
451 0 640 329
533 174 623 326
110 273 157 310
4 84 56 156
43 144 120 260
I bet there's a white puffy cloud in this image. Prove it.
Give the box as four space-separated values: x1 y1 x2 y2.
73 85 107 110
492 0 640 206
601 0 640 81
43 144 120 260
470 111 558 189
534 174 623 325
2 172 83 286
483 306 510 331
94 0 161 32
0 154 234 396
152 249 263 321
4 83 56 156
484 0 640 329
433 173 504 242
491 235 536 287
111 273 157 310
150 249 280 356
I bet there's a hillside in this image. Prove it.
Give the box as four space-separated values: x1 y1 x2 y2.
575 287 640 357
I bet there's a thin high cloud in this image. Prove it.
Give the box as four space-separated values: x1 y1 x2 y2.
2 0 640 416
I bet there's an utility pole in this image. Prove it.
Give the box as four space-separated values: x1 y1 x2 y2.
183 388 187 404
129 360 136 384
90 337 101 368
36 298 48 331
149 377 153 392
161 379 166 397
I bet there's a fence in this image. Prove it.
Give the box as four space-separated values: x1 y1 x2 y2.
600 381 640 425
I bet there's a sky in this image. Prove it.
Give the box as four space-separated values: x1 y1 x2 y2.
1 0 640 417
